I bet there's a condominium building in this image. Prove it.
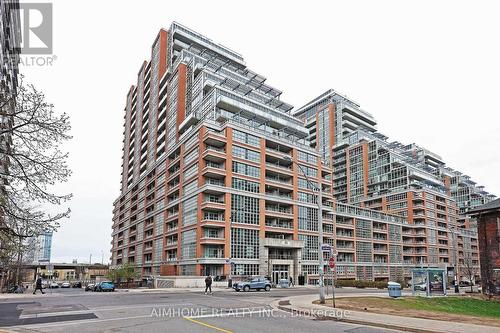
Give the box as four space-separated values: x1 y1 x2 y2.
25 231 53 264
0 0 20 188
327 128 487 281
0 0 20 97
112 22 493 284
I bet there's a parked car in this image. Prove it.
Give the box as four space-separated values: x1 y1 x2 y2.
72 282 82 288
49 281 59 288
93 282 101 292
233 277 271 292
61 282 71 288
85 283 95 291
95 281 115 292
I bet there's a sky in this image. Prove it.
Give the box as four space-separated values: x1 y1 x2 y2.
20 0 500 263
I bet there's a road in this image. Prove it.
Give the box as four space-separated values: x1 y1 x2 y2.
0 287 396 333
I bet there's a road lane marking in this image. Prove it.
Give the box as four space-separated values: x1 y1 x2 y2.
0 314 153 330
19 303 196 318
184 317 233 333
186 308 272 319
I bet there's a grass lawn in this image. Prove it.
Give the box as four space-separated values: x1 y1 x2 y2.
316 296 500 326
390 296 500 319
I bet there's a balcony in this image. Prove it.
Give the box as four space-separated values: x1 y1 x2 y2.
200 237 225 245
265 146 292 159
203 145 226 163
265 204 293 218
201 199 225 211
202 162 226 178
203 130 226 147
265 161 293 175
263 238 304 249
268 253 294 260
265 219 293 230
265 190 292 200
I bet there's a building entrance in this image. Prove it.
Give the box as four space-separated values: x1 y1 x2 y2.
272 264 289 283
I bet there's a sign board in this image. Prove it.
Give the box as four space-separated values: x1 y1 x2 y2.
328 257 335 269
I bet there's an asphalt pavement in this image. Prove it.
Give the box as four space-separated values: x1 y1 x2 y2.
0 287 395 333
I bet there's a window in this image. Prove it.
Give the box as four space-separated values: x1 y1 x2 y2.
183 163 198 181
299 234 318 261
233 130 260 146
301 264 318 275
231 228 259 259
180 265 196 275
181 229 196 259
297 151 317 164
298 192 317 204
184 147 199 165
356 242 372 262
298 206 318 231
182 196 197 226
298 178 318 190
232 264 259 276
183 180 198 195
231 194 259 225
232 177 260 193
232 161 260 178
232 145 260 163
355 219 371 238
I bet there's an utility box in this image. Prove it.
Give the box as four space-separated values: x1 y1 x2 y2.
279 279 290 288
388 281 402 298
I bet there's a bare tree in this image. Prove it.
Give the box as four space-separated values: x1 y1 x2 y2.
460 253 478 293
0 76 71 289
0 75 72 239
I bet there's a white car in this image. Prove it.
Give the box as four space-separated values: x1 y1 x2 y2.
49 281 59 288
61 282 71 288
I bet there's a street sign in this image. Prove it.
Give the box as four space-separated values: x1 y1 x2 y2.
321 244 332 251
328 257 335 269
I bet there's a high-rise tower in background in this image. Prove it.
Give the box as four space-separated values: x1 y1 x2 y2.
25 231 53 263
112 22 494 285
0 0 20 191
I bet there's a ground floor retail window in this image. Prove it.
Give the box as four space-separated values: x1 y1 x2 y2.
232 264 259 276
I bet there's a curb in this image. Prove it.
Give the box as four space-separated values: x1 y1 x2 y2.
273 301 438 333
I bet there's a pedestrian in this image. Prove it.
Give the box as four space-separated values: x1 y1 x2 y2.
33 276 44 295
289 276 293 287
204 275 212 294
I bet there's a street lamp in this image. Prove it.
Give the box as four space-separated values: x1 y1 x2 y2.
284 156 326 304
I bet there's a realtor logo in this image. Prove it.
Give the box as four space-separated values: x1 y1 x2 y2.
17 3 53 54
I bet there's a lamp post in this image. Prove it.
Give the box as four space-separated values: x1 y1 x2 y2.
284 156 325 304
449 223 460 293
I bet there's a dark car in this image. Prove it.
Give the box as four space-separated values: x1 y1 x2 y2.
233 277 271 292
95 281 115 292
85 283 95 291
72 282 82 288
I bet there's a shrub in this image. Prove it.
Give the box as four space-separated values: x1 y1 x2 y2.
335 279 387 289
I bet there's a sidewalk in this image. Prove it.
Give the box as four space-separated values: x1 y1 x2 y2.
0 286 238 298
271 294 500 333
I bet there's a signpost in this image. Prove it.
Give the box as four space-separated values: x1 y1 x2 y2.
328 255 336 308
